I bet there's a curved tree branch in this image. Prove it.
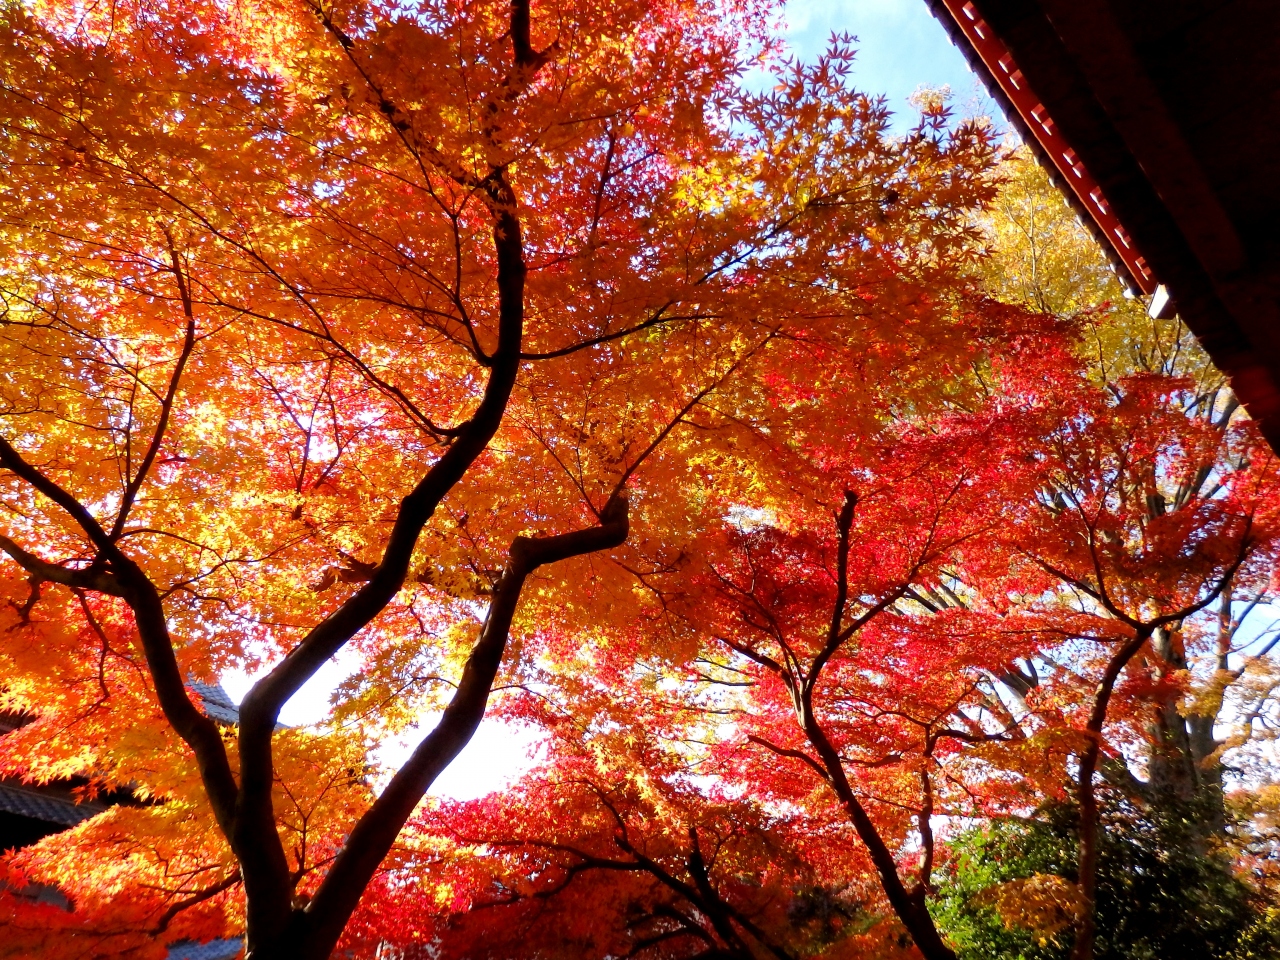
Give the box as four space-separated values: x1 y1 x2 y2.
296 494 630 957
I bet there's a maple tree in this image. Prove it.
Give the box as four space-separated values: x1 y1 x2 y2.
377 157 1280 960
670 397 1051 960
373 342 1280 960
0 0 1007 957
4 2 1278 956
370 736 893 960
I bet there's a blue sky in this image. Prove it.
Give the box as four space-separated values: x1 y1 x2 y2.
776 0 1000 130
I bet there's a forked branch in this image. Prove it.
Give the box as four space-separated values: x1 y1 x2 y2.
297 494 630 957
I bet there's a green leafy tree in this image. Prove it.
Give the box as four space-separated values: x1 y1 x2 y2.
936 796 1275 960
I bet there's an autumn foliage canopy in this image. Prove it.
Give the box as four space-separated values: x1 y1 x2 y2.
0 2 1278 959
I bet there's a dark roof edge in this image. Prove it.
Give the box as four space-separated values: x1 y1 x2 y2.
921 0 1145 297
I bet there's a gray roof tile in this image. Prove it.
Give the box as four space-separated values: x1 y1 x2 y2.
189 681 242 725
0 783 104 827
166 939 243 960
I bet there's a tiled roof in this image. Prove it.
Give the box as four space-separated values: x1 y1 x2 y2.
166 939 243 960
189 681 242 725
0 782 104 827
190 680 289 730
0 681 269 833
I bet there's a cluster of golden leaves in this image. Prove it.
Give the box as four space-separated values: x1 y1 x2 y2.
0 0 1009 952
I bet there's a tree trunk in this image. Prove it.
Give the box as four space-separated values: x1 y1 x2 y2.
804 719 956 960
1147 626 1227 845
1070 627 1151 960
